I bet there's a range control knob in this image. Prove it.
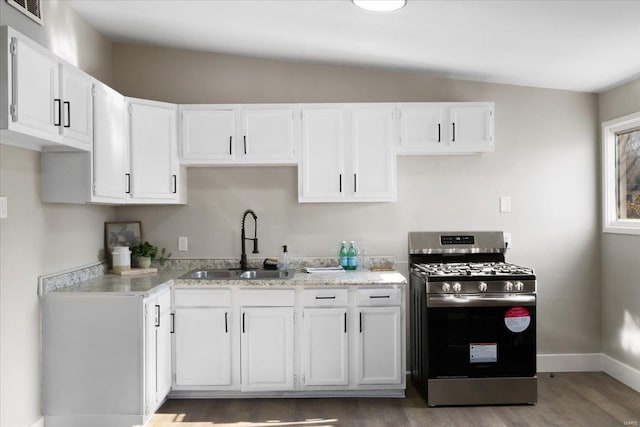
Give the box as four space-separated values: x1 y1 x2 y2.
442 283 451 293
452 282 462 293
478 282 488 292
515 281 525 291
504 281 514 292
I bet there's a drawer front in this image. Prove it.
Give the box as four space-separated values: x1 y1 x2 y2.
356 288 401 306
303 288 348 307
174 289 231 307
239 289 295 306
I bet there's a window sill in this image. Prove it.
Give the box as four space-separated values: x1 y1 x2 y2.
603 221 640 236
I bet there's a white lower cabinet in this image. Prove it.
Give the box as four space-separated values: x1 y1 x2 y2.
41 286 171 427
303 307 349 386
357 306 403 385
241 306 295 391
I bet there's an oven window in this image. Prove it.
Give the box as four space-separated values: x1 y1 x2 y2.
428 305 536 379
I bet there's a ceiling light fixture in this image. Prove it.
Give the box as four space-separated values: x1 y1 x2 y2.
352 0 406 12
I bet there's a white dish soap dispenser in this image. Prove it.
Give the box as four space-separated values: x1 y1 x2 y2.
280 245 289 271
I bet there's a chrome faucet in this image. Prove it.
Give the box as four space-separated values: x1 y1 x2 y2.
240 209 259 271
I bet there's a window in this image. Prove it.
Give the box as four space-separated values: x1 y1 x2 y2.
603 111 640 234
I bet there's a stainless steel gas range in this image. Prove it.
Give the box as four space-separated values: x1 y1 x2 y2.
409 231 537 406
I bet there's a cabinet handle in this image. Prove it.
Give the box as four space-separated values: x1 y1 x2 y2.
242 312 246 333
53 99 61 126
315 295 336 300
437 123 441 142
155 304 160 327
172 175 177 194
63 101 70 128
243 136 247 154
452 122 456 142
359 312 363 333
229 136 233 155
344 312 347 334
170 313 175 334
225 312 228 333
370 295 391 299
339 174 342 193
125 173 131 194
354 174 357 193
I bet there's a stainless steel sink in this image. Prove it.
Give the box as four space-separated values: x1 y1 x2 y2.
180 269 294 280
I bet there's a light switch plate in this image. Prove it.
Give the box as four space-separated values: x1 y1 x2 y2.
500 196 512 213
178 236 188 251
0 196 7 219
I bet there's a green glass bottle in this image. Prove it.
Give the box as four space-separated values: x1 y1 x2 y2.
347 241 357 271
339 241 348 269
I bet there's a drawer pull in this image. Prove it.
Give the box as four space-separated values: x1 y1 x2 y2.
344 312 347 333
315 295 336 300
369 295 391 299
224 312 228 333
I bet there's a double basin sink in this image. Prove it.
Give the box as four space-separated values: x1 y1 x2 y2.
180 269 295 280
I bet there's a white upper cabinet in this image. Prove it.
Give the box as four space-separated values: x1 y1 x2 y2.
1 27 92 151
127 97 185 203
397 102 494 154
299 104 396 203
180 104 298 165
59 63 93 149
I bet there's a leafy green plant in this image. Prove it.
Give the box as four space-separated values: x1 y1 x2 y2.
131 241 158 259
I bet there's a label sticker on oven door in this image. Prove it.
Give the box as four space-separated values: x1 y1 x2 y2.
504 306 531 333
470 343 497 363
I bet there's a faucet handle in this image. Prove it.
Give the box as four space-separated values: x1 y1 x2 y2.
252 238 259 254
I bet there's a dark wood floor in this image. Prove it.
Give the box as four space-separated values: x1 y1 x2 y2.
150 373 640 427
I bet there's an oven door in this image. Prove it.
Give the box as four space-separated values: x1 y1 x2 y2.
427 293 536 379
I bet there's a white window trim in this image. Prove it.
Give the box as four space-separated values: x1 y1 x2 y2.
602 111 640 235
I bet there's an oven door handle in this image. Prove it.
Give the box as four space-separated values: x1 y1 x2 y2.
428 294 536 307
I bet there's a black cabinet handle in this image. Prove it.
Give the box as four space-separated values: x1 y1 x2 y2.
225 312 228 333
125 173 131 194
229 136 233 155
172 175 177 194
370 295 391 299
242 312 246 333
344 312 347 334
63 101 70 128
170 313 175 334
155 304 160 327
243 136 247 154
452 122 456 142
53 99 61 126
359 312 363 333
339 174 342 193
354 173 357 193
437 123 441 142
315 295 336 300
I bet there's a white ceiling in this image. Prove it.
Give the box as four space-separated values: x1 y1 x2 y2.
66 0 640 93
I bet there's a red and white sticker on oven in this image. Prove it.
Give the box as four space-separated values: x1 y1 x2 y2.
504 306 531 333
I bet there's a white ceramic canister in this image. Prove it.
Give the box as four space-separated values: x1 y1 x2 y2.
112 246 131 273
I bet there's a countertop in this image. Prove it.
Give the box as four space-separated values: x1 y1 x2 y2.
45 269 406 297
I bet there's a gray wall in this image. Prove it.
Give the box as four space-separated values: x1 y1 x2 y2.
0 2 114 426
113 44 601 356
598 77 640 370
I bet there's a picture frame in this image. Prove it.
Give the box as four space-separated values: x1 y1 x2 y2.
104 221 143 265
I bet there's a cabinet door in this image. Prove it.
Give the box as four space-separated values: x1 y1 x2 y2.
10 36 61 141
357 307 402 385
144 300 157 416
448 103 494 151
156 298 172 402
241 307 294 391
398 104 445 154
241 107 296 162
303 308 348 386
181 106 235 163
299 107 345 202
174 307 232 386
93 82 126 201
60 64 92 148
128 99 179 200
350 106 396 201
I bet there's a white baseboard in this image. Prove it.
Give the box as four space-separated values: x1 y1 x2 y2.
537 353 602 373
602 354 640 394
537 352 640 394
30 417 44 427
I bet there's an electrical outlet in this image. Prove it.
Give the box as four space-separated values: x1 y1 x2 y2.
178 236 188 251
0 196 7 219
504 232 513 249
500 196 512 213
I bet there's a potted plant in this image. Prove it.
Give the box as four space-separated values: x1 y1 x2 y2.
131 241 158 268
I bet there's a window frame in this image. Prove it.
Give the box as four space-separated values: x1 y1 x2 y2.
602 111 640 235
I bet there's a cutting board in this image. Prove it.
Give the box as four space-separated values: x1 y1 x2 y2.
109 267 158 276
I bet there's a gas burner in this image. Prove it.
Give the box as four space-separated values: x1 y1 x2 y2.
414 262 534 278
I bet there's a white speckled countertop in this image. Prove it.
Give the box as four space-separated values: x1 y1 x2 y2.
46 269 406 296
